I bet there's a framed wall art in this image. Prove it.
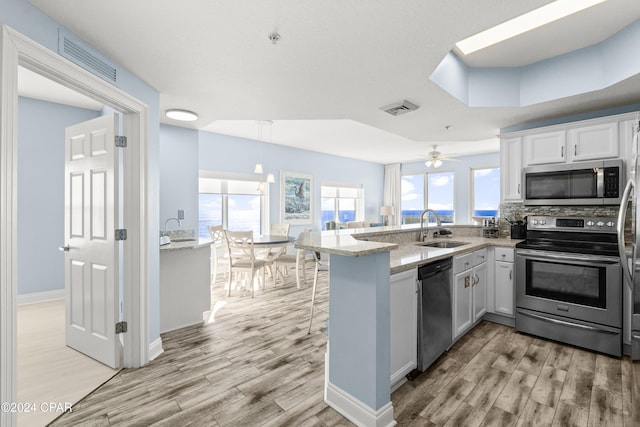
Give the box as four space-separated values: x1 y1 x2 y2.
281 171 313 224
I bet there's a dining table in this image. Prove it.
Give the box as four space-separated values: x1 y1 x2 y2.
253 234 296 284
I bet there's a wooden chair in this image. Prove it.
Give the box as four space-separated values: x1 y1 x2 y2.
308 250 329 333
207 224 228 284
275 227 316 288
224 230 268 298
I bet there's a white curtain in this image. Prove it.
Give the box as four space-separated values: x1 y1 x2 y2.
383 163 401 225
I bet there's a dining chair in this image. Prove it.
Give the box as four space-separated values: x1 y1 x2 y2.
208 224 228 285
258 223 291 284
224 230 268 298
275 227 315 288
308 250 329 334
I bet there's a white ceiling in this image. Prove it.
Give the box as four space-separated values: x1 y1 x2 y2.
26 0 640 164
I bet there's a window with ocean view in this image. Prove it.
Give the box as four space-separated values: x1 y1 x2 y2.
321 184 363 229
472 167 500 218
427 171 454 223
198 177 264 238
401 174 424 224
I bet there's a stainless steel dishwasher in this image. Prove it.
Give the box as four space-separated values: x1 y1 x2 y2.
417 257 453 372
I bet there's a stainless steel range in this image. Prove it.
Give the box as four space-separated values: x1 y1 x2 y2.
515 216 622 357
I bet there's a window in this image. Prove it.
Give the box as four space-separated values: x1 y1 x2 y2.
472 167 500 218
427 171 455 224
198 177 265 238
401 174 424 224
401 172 455 224
321 184 363 229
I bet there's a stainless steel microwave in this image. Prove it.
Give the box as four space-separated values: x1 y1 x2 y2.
523 159 623 206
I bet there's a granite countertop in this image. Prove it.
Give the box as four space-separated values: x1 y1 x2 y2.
160 237 214 252
295 225 522 273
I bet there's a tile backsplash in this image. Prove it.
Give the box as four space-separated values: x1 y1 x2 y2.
498 202 631 238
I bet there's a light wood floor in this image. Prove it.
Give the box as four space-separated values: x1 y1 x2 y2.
50 269 640 426
17 299 119 427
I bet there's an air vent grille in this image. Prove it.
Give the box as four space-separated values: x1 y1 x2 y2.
58 29 117 83
380 100 420 116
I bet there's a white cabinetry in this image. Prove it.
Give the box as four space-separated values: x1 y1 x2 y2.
453 249 487 339
500 137 523 202
493 247 514 317
390 269 417 387
568 122 619 161
524 131 566 165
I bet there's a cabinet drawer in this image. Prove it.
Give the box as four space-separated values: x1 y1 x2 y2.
453 253 473 274
495 247 514 262
473 248 488 266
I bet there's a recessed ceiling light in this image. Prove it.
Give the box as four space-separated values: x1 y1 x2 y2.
455 0 607 56
165 109 198 122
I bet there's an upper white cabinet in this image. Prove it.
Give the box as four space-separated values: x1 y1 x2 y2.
501 137 523 203
524 131 566 165
568 122 618 162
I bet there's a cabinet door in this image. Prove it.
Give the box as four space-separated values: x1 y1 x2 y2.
453 269 472 339
568 122 619 161
390 269 417 386
494 261 514 316
472 262 487 321
524 131 566 165
500 137 523 202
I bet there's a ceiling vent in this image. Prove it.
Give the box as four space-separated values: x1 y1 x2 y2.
380 100 420 116
58 29 118 83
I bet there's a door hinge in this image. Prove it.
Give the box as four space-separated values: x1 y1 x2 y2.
115 321 127 334
115 229 127 241
115 135 127 147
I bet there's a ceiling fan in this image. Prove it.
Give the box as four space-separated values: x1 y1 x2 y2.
424 145 459 168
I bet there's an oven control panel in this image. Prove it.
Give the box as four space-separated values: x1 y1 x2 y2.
528 216 617 232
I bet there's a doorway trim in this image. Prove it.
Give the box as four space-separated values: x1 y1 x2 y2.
0 25 150 426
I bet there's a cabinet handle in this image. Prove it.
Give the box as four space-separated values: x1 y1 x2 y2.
509 269 512 280
518 183 521 194
501 254 506 258
561 146 564 158
574 144 577 156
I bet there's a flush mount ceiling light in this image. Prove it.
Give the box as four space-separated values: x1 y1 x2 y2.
165 109 198 122
455 0 607 56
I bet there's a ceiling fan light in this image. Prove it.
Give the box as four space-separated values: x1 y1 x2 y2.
425 160 433 167
434 159 443 168
165 109 198 122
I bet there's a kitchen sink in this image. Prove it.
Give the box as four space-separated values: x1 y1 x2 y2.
170 238 197 242
416 240 469 248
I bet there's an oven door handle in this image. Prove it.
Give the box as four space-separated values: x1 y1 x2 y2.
516 249 620 266
519 310 619 335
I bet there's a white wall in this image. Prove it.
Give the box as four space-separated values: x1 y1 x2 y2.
401 151 500 224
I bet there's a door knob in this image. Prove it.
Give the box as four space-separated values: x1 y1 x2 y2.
58 245 70 252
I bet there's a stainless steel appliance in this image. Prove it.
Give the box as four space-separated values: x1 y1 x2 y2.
417 257 452 371
523 159 622 206
617 118 640 360
515 216 622 357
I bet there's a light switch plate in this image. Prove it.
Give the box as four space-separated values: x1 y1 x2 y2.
178 210 184 220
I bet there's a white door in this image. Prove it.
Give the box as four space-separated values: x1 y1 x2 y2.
64 114 121 368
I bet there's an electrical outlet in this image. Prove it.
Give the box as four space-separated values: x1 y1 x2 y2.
178 210 184 220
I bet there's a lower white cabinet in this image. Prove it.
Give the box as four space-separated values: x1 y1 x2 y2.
494 247 515 316
390 269 417 386
453 249 487 339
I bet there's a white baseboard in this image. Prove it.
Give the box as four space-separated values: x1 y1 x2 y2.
148 337 164 361
17 289 64 306
325 382 396 427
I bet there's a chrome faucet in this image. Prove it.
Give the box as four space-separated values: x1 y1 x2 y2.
164 217 182 231
419 209 441 241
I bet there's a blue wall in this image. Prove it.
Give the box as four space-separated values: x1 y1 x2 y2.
2 0 162 342
17 97 101 295
401 151 500 224
159 125 385 239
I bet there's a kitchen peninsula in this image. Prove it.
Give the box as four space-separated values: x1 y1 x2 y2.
295 224 519 427
160 234 213 333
